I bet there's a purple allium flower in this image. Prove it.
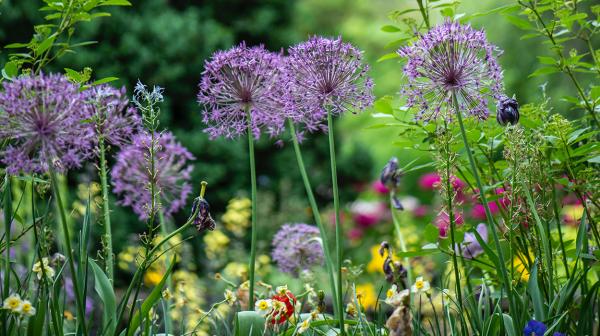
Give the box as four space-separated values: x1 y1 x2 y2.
285 36 374 131
0 73 94 174
82 85 141 147
398 20 504 123
111 131 194 220
458 223 487 259
271 223 324 276
197 43 287 139
523 320 547 336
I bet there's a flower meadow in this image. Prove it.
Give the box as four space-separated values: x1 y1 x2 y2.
0 0 598 335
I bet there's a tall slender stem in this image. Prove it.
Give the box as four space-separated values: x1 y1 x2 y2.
288 119 339 319
452 94 515 318
245 107 258 307
48 167 88 336
98 136 114 283
326 108 344 334
389 197 412 285
158 211 172 334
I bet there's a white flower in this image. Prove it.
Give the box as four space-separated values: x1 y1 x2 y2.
2 294 22 312
385 285 410 306
224 289 237 305
275 285 289 296
254 299 273 316
32 257 55 280
297 317 312 334
411 276 431 293
17 300 36 316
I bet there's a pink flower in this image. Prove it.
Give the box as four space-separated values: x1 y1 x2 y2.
347 228 364 240
372 180 390 194
413 205 428 218
419 173 441 190
435 211 463 238
351 201 387 228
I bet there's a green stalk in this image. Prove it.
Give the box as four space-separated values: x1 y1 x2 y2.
2 175 12 336
326 108 345 334
288 119 339 319
245 107 258 307
389 196 412 285
158 211 172 334
98 136 114 283
452 94 515 319
48 167 88 336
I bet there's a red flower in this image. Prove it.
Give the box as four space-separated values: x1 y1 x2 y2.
270 291 296 324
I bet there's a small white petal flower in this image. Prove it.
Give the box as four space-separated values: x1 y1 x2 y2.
17 300 36 316
411 276 431 294
298 317 312 334
32 257 55 280
2 294 22 312
224 289 237 305
254 299 273 316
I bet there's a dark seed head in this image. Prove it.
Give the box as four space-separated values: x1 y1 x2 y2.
190 197 216 232
496 96 519 126
380 157 401 188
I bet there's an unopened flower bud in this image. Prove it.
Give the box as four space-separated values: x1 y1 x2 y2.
380 157 401 188
496 96 519 126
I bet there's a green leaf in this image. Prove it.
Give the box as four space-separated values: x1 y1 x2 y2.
381 25 402 32
377 52 399 63
91 260 117 335
235 311 265 336
504 15 534 30
92 77 119 86
4 42 30 49
395 248 440 258
2 61 19 79
64 68 83 82
36 35 56 55
100 0 132 6
528 260 546 321
126 256 176 336
529 66 559 78
373 96 393 114
502 314 516 336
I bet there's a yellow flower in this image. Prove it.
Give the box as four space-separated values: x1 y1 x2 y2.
355 283 377 310
224 289 237 305
366 245 399 273
3 294 22 312
223 262 247 279
513 254 531 282
144 269 164 286
162 288 172 300
345 303 357 317
18 300 36 316
222 198 251 236
64 310 74 321
204 230 230 259
562 204 584 224
411 276 431 293
32 257 55 280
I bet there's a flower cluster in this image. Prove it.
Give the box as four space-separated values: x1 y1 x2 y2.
271 223 324 276
0 73 94 174
32 257 55 280
111 131 194 219
398 20 504 122
254 286 296 325
2 294 36 316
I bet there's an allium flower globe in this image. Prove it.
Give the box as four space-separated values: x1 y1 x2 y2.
111 132 194 220
398 20 504 122
83 85 141 147
271 223 324 276
197 43 287 139
286 36 374 131
0 73 94 174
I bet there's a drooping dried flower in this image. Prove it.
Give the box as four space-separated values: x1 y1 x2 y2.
271 223 324 276
83 85 141 147
285 36 374 131
496 96 519 126
197 43 287 139
398 20 504 123
0 73 94 174
111 131 194 220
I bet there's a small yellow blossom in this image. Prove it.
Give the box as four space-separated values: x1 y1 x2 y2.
345 303 357 317
385 285 409 306
355 283 377 310
224 289 237 305
297 317 312 334
162 288 172 300
513 254 531 282
64 310 74 321
366 245 398 273
411 276 431 294
3 294 22 312
254 299 272 316
32 257 55 280
144 268 164 286
562 204 584 224
18 300 36 316
222 198 251 236
204 230 230 259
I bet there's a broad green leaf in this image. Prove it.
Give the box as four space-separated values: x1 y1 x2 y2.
395 248 440 258
504 15 534 30
381 25 402 32
529 66 559 78
91 259 117 335
36 35 56 55
377 52 399 62
235 311 265 336
92 77 119 86
528 260 546 321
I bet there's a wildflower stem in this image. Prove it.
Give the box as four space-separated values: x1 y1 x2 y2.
389 196 412 285
245 106 258 307
98 136 114 283
452 94 515 319
326 107 345 334
48 166 88 336
288 119 340 320
158 211 173 334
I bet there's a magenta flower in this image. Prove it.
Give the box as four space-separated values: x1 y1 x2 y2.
435 210 464 238
197 43 287 139
0 73 94 174
111 132 194 220
285 36 374 131
82 85 141 147
398 20 504 122
271 223 324 276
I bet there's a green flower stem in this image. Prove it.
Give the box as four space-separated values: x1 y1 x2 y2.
245 107 258 307
452 94 515 317
389 196 412 285
326 108 345 334
48 166 88 336
158 211 172 334
98 136 114 283
288 119 340 319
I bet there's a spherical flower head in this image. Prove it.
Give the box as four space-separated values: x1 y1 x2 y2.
398 20 504 123
0 73 94 174
271 223 324 276
111 131 194 220
197 43 287 139
286 36 374 131
82 84 141 147
523 320 547 336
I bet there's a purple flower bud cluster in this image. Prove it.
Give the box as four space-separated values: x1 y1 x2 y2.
271 223 324 276
198 37 374 139
0 73 95 174
110 132 195 220
82 85 141 147
398 20 504 123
